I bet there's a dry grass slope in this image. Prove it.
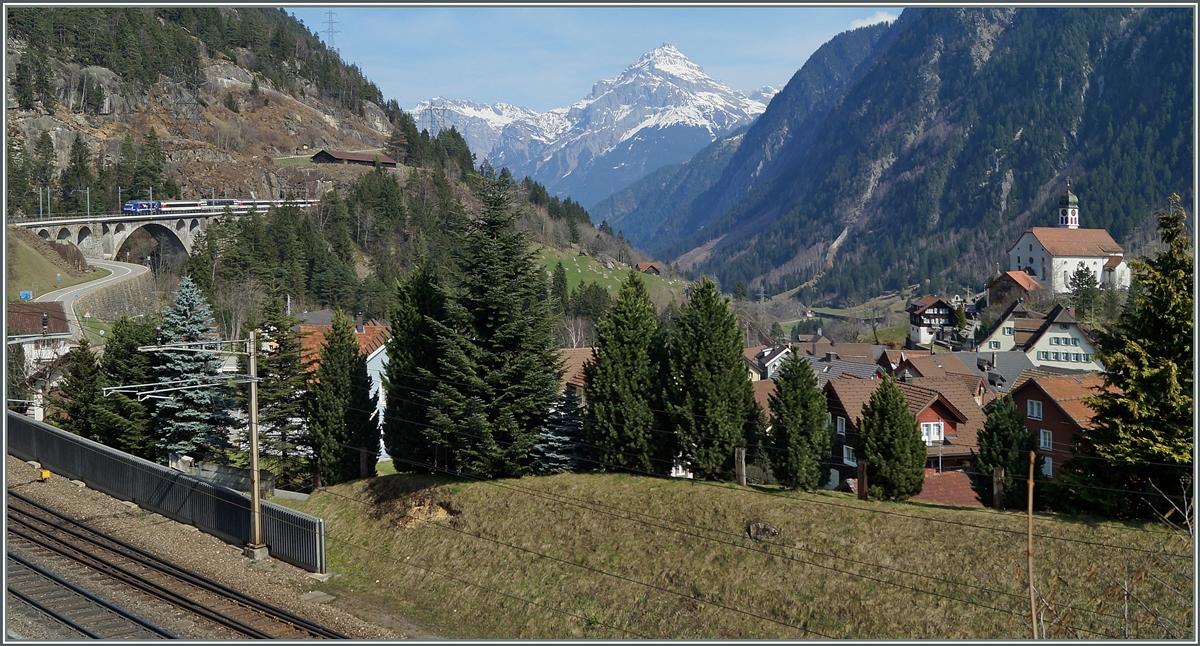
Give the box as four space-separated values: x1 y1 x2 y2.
277 472 1193 640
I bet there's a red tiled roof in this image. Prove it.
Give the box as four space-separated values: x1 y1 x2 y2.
897 353 974 378
635 261 661 272
753 379 776 417
1025 227 1124 257
1104 256 1123 268
558 347 595 392
911 469 983 507
1019 373 1117 429
300 323 391 371
743 345 769 363
907 376 986 452
991 270 1043 292
7 302 69 336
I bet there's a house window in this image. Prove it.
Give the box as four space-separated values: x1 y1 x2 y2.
1073 352 1081 362
1003 326 1014 336
1050 337 1059 346
836 416 845 435
1027 400 1043 420
1071 338 1079 346
1041 457 1053 479
843 445 857 466
989 340 1001 349
1064 270 1069 284
1039 429 1053 450
920 422 944 446
1052 351 1060 361
1084 354 1092 362
1060 323 1069 330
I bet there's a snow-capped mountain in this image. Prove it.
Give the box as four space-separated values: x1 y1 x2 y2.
411 44 773 209
409 98 539 163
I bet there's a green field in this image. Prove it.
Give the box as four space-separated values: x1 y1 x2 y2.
533 245 688 308
276 471 1190 640
859 323 909 345
6 235 110 301
272 156 313 166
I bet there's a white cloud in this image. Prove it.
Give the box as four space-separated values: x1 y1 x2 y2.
849 11 899 29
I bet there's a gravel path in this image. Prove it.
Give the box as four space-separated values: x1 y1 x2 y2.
6 455 399 640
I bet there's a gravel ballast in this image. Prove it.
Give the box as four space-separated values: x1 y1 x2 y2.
5 455 399 640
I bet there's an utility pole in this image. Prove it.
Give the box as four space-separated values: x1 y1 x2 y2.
247 330 264 557
1027 450 1037 639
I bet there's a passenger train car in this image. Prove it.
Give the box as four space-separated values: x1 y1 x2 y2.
122 198 320 215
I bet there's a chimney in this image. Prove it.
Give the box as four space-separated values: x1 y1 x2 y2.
991 351 997 368
826 351 837 362
1068 306 1075 318
355 312 364 335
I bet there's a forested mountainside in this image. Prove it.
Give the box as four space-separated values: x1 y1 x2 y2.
592 21 894 254
6 7 629 330
615 7 1193 306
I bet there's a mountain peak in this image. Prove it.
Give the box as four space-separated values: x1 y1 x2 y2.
628 43 706 81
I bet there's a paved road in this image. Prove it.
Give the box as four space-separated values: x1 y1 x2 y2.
35 261 150 340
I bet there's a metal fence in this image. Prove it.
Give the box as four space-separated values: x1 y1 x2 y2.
6 412 326 573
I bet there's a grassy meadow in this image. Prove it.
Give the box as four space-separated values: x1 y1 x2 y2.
6 233 110 300
276 471 1192 640
533 245 688 309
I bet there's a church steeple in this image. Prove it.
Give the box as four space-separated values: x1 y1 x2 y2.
1058 179 1079 229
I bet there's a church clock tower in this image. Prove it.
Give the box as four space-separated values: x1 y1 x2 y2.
1058 183 1079 229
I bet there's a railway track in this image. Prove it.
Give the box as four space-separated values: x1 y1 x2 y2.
7 490 348 640
7 551 176 639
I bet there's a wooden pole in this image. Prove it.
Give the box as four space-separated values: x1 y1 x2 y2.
857 460 868 501
1027 450 1037 639
993 465 1005 510
735 448 747 486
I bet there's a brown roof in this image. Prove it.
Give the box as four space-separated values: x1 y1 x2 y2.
1010 368 1062 392
311 149 398 165
300 322 392 371
827 378 967 427
635 261 661 273
907 295 952 315
1104 256 1123 268
907 376 986 451
743 345 769 364
752 379 776 417
558 347 595 392
897 353 974 378
990 270 1043 292
1024 227 1124 257
1019 373 1117 429
1012 317 1046 347
803 341 836 357
911 469 983 507
7 302 69 336
828 342 879 364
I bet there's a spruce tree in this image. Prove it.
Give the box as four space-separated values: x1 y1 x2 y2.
533 389 585 474
307 309 361 486
347 342 379 480
382 261 447 473
769 354 832 489
584 270 663 474
253 298 310 489
968 394 1045 509
61 132 94 215
98 315 157 459
7 137 31 217
151 277 239 463
53 337 108 444
31 132 55 192
133 128 165 199
427 174 561 478
1058 194 1194 518
854 377 925 500
551 262 569 315
667 277 756 480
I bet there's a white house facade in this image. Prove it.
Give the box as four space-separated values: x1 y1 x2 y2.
1006 189 1130 294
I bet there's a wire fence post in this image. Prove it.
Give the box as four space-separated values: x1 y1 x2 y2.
857 460 868 501
993 465 1005 510
1028 450 1037 639
735 448 746 486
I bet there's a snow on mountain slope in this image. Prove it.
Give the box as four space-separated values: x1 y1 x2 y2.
411 44 775 208
409 97 540 163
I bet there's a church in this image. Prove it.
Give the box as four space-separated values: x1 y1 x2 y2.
1005 186 1130 295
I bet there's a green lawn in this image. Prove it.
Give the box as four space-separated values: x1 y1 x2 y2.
79 316 113 344
534 245 687 306
7 234 111 301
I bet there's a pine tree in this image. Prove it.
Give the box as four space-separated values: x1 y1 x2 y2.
53 337 108 444
116 134 137 193
854 377 925 500
533 389 585 474
6 137 31 217
550 262 569 315
307 309 361 487
31 132 56 191
151 277 239 463
769 354 831 489
384 127 408 166
60 132 94 215
1068 264 1100 322
253 298 310 489
98 315 157 459
968 394 1045 509
584 270 664 474
667 277 756 480
382 261 447 473
954 304 969 331
427 174 561 478
347 340 379 480
133 128 165 200
14 57 35 109
1057 194 1193 518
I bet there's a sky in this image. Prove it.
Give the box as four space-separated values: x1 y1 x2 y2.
283 6 903 112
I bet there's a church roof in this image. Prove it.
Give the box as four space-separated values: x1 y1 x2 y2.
1021 227 1124 257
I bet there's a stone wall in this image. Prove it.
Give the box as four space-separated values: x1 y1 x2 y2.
75 270 159 323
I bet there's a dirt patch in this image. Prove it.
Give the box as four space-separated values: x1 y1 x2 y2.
363 474 460 528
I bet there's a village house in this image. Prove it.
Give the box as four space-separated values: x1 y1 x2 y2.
906 296 956 346
743 344 791 381
557 347 594 397
634 261 661 275
7 301 72 379
823 377 973 489
1009 373 1116 479
892 353 976 382
986 270 1044 308
976 302 1102 371
310 149 398 168
948 351 1036 394
1006 186 1130 294
298 311 392 423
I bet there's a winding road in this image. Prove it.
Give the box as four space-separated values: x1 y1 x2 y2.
35 260 149 340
